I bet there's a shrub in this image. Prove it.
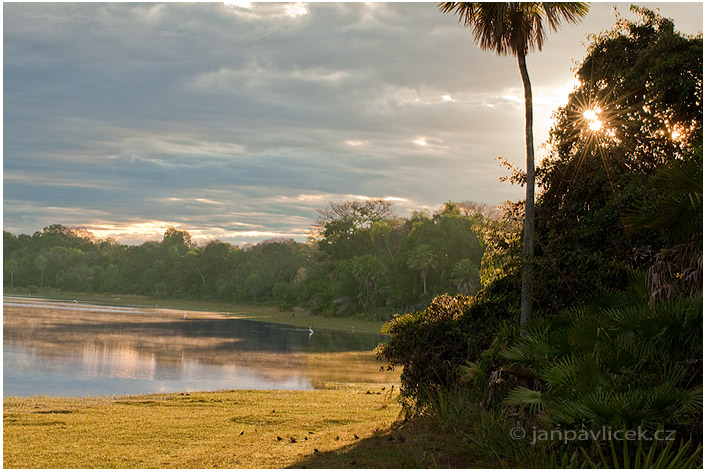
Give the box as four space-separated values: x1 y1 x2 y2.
376 275 517 408
464 287 703 442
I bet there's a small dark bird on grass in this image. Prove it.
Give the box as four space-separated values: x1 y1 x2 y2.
353 433 359 440
335 436 340 441
308 431 314 435
381 387 385 391
314 448 320 453
271 410 276 413
277 437 282 441
304 436 308 441
290 437 297 443
240 431 244 436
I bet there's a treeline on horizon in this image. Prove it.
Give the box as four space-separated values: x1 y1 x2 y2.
3 199 509 319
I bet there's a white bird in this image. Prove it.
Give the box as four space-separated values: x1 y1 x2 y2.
72 300 78 303
308 325 314 337
183 312 188 319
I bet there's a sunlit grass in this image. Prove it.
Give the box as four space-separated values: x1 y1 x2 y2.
3 386 403 468
5 386 473 468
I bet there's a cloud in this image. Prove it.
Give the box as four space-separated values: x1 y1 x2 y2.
4 2 702 244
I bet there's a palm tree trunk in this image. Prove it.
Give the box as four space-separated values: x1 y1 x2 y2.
517 51 535 327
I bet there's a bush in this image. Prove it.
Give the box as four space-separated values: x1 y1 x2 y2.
464 287 702 443
376 276 517 408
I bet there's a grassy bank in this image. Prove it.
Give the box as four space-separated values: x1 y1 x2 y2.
3 385 470 468
3 289 386 335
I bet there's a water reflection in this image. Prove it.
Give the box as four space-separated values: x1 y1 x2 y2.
80 343 156 380
3 297 396 397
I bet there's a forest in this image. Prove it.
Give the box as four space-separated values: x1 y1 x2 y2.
3 199 499 320
377 6 703 467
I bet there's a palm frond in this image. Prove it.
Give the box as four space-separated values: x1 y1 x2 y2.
505 386 544 414
438 2 589 56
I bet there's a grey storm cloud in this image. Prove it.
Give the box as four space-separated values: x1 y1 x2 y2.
4 2 703 244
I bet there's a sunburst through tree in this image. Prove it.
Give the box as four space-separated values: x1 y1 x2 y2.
532 6 702 314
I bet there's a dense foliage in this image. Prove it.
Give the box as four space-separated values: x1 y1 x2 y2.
376 270 519 406
3 201 495 320
532 5 703 313
377 8 702 467
469 287 702 433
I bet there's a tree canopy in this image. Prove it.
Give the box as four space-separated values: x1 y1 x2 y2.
532 6 702 313
4 200 494 320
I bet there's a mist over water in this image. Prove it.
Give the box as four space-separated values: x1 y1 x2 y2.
3 297 393 397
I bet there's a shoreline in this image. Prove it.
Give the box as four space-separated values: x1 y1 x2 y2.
2 290 387 335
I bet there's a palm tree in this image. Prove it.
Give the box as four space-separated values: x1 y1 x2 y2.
438 2 589 326
34 254 48 290
6 258 18 288
407 244 438 295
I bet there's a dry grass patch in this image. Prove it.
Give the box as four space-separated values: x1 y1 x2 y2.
4 385 404 469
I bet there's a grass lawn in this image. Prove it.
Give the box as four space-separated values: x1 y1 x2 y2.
3 385 471 468
3 289 386 335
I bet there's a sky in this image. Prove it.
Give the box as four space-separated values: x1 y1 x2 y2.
3 2 703 246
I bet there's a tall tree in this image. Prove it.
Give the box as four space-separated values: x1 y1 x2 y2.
5 258 18 288
34 254 48 289
438 2 589 325
407 244 437 295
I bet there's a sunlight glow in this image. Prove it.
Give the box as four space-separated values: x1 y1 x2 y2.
583 107 603 131
354 195 408 203
588 120 603 131
284 2 308 17
86 221 177 241
442 95 454 102
345 139 368 147
223 1 308 18
382 196 408 202
223 1 252 9
413 138 427 146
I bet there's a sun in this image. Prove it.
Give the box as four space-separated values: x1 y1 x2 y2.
583 107 603 131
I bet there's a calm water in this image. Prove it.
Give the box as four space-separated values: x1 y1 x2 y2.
3 297 392 397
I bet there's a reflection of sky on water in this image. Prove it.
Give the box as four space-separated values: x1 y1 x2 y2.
4 343 312 397
3 300 148 314
3 297 385 397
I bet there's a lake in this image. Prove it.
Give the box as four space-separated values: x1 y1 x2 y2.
3 297 397 397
